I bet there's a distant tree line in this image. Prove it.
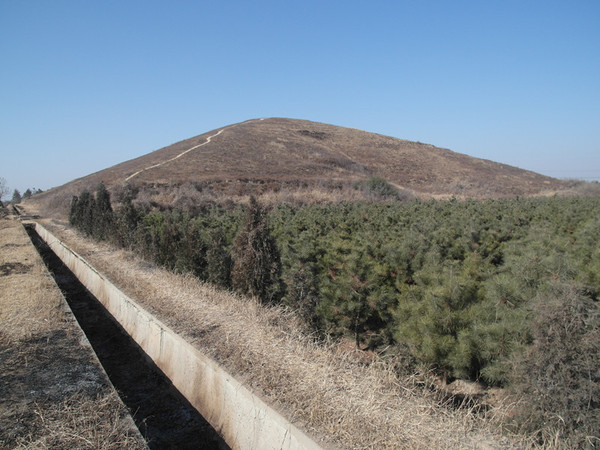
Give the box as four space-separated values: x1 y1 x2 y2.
70 184 600 447
8 187 44 204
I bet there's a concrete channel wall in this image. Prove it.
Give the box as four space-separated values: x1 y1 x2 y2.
32 223 323 450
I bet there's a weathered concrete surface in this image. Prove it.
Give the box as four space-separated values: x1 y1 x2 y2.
32 222 322 450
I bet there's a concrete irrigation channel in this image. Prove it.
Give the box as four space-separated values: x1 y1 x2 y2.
25 222 323 450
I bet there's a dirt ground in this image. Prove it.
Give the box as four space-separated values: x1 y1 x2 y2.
0 212 145 449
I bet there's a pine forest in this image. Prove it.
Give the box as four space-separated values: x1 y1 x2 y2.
69 184 600 445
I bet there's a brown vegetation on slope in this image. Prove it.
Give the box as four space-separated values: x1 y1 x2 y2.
31 117 568 217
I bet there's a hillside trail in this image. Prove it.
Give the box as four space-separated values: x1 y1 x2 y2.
124 118 265 182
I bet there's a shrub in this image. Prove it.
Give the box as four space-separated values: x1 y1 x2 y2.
361 176 398 199
511 281 600 447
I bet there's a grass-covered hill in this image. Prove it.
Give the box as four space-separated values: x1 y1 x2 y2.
33 117 568 216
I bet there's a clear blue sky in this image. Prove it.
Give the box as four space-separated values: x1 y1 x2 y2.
1 1 599 197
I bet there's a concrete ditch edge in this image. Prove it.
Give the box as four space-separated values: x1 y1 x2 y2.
32 222 323 450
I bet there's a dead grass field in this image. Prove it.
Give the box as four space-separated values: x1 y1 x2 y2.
0 213 145 449
37 216 528 449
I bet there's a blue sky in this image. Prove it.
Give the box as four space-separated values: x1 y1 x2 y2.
1 1 599 197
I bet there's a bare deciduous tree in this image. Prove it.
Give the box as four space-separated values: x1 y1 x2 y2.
0 177 9 201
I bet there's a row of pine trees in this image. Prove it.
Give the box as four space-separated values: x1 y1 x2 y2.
8 187 43 204
70 185 282 303
69 184 600 446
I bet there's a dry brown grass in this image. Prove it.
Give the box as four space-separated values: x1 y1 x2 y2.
0 218 63 341
12 392 144 450
26 117 572 220
0 214 145 449
41 218 527 449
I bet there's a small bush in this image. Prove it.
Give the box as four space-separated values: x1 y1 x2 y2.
511 281 600 447
361 176 399 199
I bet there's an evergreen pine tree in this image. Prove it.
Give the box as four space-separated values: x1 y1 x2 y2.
77 190 95 235
69 195 80 227
206 228 233 288
232 196 283 303
11 189 21 204
157 213 180 269
177 221 207 278
114 196 140 248
286 262 321 331
93 183 114 240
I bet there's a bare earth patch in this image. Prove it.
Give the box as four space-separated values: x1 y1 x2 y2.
0 262 32 276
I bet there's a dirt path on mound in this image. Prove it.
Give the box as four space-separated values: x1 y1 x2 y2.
125 129 225 181
125 119 266 183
